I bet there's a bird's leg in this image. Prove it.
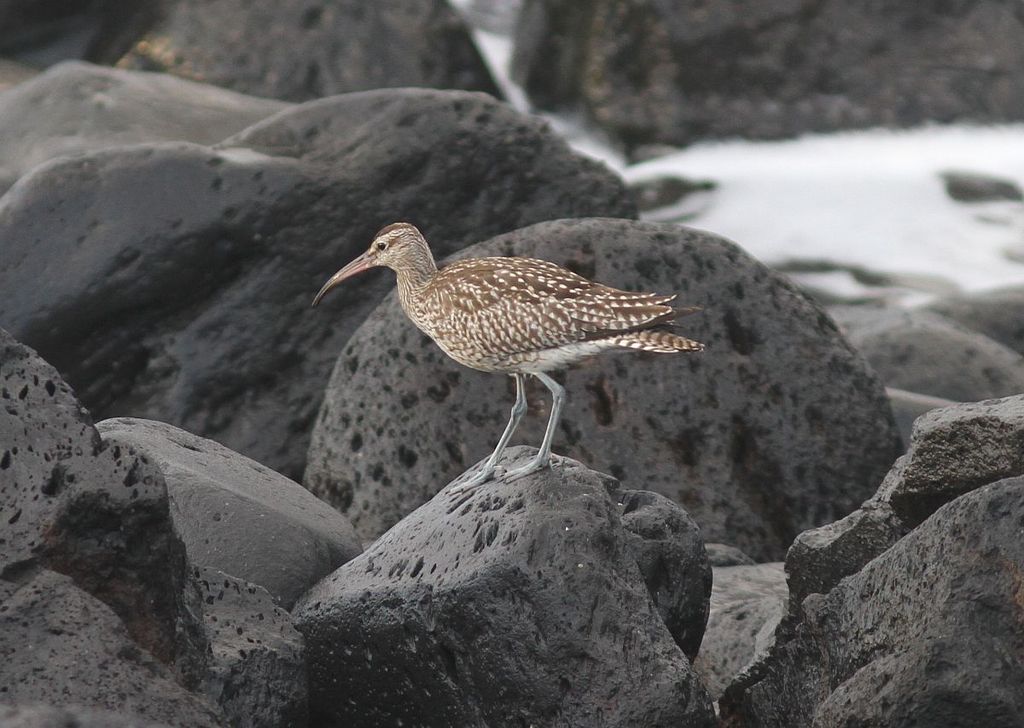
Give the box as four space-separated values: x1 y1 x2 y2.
505 371 564 481
448 374 528 495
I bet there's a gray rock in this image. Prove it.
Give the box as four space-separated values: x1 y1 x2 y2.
875 394 1024 528
294 447 716 728
617 489 710 660
941 170 1024 203
306 218 900 559
0 704 171 728
0 1 153 67
119 0 499 102
512 0 1024 148
886 387 958 450
0 61 287 194
0 328 201 674
692 563 787 701
925 284 1024 356
704 543 756 567
194 566 307 728
721 476 1024 727
96 417 361 609
0 88 635 481
0 570 222 727
785 501 904 609
831 305 1024 402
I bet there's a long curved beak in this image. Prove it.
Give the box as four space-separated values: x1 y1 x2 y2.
312 252 375 307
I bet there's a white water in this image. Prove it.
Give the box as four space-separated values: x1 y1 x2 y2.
459 4 1024 305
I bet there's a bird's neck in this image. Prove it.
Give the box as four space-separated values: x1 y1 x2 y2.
394 249 438 317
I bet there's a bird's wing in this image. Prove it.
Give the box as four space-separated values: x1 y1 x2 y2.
427 257 682 352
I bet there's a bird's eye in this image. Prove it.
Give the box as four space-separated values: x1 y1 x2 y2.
376 241 388 252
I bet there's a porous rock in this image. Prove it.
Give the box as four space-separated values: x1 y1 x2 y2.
96 417 361 608
512 0 1024 148
784 501 904 609
194 566 307 728
616 488 710 659
0 328 200 673
885 386 957 450
875 394 1024 528
0 88 635 481
0 61 287 194
0 569 222 727
119 0 498 101
925 284 1024 356
306 218 901 559
721 476 1024 727
294 447 715 728
692 562 787 701
831 305 1024 402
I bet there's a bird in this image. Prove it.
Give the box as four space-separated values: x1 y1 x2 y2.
312 222 704 494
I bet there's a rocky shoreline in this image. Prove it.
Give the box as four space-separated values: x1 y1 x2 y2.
4 2 1024 726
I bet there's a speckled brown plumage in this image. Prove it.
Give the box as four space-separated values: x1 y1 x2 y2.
313 222 705 492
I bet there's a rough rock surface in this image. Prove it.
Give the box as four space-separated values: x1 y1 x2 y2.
692 563 787 701
885 386 957 450
96 417 361 608
721 476 1024 727
194 566 307 728
119 0 498 101
875 394 1024 528
831 305 1024 402
511 0 1024 148
784 501 904 609
705 543 756 567
0 570 222 727
306 218 901 559
617 488 710 659
0 61 287 194
294 447 715 728
925 284 1024 356
0 89 635 480
0 328 200 673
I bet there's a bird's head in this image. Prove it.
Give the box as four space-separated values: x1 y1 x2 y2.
312 222 433 306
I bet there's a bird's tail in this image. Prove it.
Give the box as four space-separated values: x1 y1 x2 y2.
608 330 705 353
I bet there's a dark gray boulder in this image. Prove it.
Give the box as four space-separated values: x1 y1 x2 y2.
0 328 201 673
875 394 1024 528
831 306 1024 402
721 476 1024 727
294 447 715 728
512 0 1024 148
305 218 901 559
194 566 307 728
1 329 310 725
119 0 498 102
617 489 710 660
0 570 222 727
96 417 361 609
692 562 787 701
0 61 287 195
784 501 904 610
0 0 154 67
925 284 1024 356
0 88 635 481
941 170 1024 203
885 386 957 450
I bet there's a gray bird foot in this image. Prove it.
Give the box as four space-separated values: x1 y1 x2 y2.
503 455 554 482
446 463 498 496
